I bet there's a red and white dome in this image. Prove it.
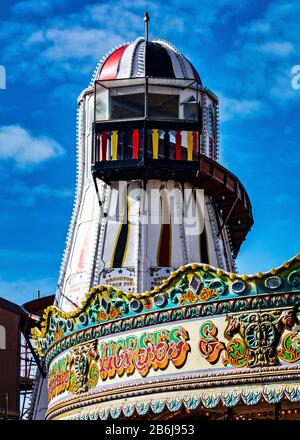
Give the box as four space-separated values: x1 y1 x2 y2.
91 37 201 84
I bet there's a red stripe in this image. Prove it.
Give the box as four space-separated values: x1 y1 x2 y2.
132 129 139 159
99 45 129 80
101 132 107 161
193 131 198 153
175 130 181 160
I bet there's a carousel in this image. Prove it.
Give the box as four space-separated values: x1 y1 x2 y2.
31 15 300 420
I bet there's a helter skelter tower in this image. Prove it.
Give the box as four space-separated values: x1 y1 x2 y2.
32 17 300 421
55 18 253 315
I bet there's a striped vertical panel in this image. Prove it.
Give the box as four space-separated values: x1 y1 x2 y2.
111 196 130 268
192 189 209 264
99 45 129 80
132 129 139 159
175 130 182 160
101 132 107 161
192 131 198 156
152 129 159 159
111 131 118 160
157 190 171 267
200 227 209 264
187 131 193 161
157 223 171 266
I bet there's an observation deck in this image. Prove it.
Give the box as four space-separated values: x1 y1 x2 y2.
91 77 253 255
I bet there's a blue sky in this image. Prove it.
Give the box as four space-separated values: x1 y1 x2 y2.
0 0 299 304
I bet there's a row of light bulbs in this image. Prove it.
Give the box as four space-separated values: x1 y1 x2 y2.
233 408 299 420
198 405 300 419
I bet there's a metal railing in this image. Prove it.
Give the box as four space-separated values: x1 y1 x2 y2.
92 120 201 165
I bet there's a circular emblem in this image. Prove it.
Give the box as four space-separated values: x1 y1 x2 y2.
79 313 88 325
66 319 74 331
264 276 283 290
129 298 142 312
231 280 247 294
154 293 167 307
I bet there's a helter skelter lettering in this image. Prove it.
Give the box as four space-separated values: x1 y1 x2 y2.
98 326 190 379
47 326 191 401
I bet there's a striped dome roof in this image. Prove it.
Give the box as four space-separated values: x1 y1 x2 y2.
92 37 201 85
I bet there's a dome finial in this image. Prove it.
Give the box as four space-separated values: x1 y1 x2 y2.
144 11 150 42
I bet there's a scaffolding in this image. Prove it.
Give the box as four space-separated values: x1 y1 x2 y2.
19 336 37 419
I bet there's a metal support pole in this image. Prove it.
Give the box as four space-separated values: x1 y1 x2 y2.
144 12 150 164
144 11 149 115
144 11 149 42
217 194 239 237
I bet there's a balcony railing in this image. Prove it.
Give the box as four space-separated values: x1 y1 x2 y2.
91 120 253 255
92 119 201 163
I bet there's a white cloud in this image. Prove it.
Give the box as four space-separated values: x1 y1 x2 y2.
42 27 122 60
0 276 56 305
0 177 73 208
241 20 271 35
3 0 299 114
1 0 246 86
260 41 294 57
268 67 300 100
25 31 45 45
0 125 64 166
218 95 267 122
31 184 72 198
222 0 300 105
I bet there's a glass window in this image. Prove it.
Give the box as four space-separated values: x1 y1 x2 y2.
182 95 198 121
95 87 109 121
95 78 198 122
110 92 145 119
148 93 179 119
109 92 179 120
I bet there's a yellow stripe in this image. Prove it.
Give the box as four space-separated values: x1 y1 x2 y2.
111 131 118 160
152 129 159 159
187 131 193 161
